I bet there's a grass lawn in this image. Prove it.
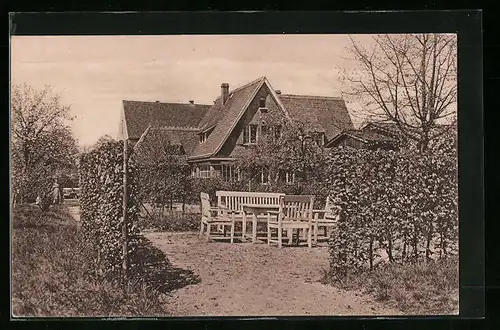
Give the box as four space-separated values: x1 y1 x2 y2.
11 204 199 317
321 257 459 315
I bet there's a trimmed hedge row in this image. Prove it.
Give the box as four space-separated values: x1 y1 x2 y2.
79 141 140 280
325 137 458 279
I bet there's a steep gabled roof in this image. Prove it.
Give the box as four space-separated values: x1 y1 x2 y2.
133 126 198 160
189 77 268 160
278 94 354 140
122 100 210 139
326 129 397 148
361 122 405 139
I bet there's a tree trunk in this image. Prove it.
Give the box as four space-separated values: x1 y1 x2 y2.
425 223 433 261
413 223 419 263
369 236 374 271
402 238 407 264
387 236 394 263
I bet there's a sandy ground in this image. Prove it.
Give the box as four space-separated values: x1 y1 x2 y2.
145 232 403 317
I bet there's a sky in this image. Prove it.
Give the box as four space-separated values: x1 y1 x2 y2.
11 34 371 147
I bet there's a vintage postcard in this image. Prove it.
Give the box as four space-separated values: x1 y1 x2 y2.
11 27 464 317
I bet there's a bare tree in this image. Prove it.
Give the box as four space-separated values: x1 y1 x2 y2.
342 34 457 153
11 83 78 202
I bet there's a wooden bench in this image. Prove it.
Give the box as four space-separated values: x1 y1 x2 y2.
216 191 285 243
313 196 340 244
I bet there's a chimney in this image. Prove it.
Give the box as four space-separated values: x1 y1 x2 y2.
221 83 229 105
275 90 281 95
189 100 194 104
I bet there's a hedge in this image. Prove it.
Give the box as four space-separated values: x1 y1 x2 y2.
79 141 140 280
325 134 458 280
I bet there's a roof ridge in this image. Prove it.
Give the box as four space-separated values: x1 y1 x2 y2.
123 99 211 107
154 126 200 131
280 94 343 101
227 76 266 95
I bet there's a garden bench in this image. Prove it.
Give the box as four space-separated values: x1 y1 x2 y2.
312 196 340 244
268 195 315 248
215 191 285 243
199 192 237 243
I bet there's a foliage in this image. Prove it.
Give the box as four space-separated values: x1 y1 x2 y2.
326 125 458 279
229 119 330 208
321 255 459 314
79 140 140 280
343 34 457 153
133 129 192 211
11 84 79 203
11 205 199 317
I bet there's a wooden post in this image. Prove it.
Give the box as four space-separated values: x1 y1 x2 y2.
122 138 129 282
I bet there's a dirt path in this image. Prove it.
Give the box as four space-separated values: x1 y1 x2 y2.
145 232 402 316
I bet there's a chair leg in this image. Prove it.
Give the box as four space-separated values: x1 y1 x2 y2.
242 213 247 240
206 223 211 241
267 225 271 245
313 223 318 244
252 217 257 243
278 226 282 248
307 227 312 248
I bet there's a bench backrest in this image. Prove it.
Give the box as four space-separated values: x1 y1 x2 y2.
200 192 212 219
279 195 314 222
216 191 285 211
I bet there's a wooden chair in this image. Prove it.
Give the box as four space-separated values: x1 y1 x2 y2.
199 192 236 243
313 196 340 244
216 191 284 242
267 195 315 248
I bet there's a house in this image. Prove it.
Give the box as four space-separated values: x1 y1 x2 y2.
120 76 354 181
325 122 401 150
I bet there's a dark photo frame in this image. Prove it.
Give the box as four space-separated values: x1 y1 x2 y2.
8 10 484 328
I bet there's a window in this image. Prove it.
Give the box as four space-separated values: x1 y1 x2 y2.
199 132 209 143
243 124 258 144
314 132 326 146
198 165 211 178
278 170 295 184
261 125 281 142
274 125 282 140
259 97 266 108
221 164 236 182
261 167 270 184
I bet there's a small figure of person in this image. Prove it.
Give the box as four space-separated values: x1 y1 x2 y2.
52 179 62 205
35 194 42 207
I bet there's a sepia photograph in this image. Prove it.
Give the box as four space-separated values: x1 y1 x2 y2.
11 32 459 317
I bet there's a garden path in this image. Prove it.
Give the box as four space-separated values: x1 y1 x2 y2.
145 232 402 316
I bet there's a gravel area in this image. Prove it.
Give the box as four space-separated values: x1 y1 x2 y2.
145 232 402 316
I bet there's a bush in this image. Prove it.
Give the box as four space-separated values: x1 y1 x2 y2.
11 205 182 317
325 137 458 279
79 140 141 280
137 210 200 232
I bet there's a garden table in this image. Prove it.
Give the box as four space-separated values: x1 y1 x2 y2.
241 204 280 243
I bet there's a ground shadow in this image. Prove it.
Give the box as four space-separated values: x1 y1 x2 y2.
130 235 201 293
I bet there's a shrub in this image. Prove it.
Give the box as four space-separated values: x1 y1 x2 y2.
137 210 200 232
11 205 179 317
79 140 141 280
325 127 458 278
